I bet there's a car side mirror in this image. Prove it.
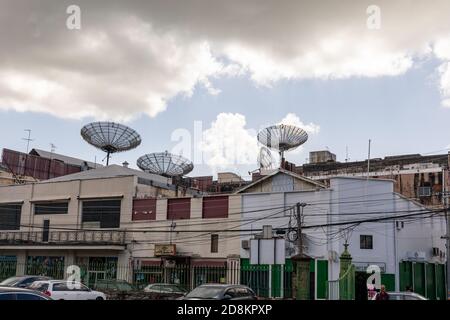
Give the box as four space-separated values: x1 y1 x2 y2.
18 284 28 288
223 294 232 300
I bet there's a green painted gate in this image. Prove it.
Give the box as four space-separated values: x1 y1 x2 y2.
399 261 446 300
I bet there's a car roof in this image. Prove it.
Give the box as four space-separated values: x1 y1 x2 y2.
0 286 43 293
196 284 251 289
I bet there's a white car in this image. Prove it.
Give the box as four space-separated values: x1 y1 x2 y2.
29 280 106 300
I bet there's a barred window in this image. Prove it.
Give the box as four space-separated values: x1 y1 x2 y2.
360 235 373 250
82 200 121 228
34 202 68 215
0 203 22 230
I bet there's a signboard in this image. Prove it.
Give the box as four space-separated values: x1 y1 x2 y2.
154 244 176 256
250 238 285 265
353 262 386 273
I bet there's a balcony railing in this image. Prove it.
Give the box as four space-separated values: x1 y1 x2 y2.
0 230 126 246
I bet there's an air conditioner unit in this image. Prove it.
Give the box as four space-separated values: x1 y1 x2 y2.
241 240 250 250
406 251 426 261
432 247 440 257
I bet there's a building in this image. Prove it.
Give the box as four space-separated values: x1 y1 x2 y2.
1 148 100 182
0 164 242 288
235 172 447 300
0 164 446 299
298 151 450 208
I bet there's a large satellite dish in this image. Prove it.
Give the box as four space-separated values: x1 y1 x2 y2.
258 146 276 170
257 124 308 159
81 122 142 165
137 151 194 177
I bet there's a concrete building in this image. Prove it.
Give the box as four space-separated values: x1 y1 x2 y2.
298 151 450 208
0 164 241 287
236 173 447 300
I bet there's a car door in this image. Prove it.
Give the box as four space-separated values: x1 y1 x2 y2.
77 283 94 300
52 282 73 300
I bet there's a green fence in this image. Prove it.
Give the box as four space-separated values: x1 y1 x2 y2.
399 261 446 300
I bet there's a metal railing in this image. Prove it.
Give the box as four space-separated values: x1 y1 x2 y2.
0 230 126 245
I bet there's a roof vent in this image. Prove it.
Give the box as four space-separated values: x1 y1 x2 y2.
122 161 129 168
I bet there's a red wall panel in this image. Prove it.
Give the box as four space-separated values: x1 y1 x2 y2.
202 196 229 219
167 198 191 220
132 199 157 221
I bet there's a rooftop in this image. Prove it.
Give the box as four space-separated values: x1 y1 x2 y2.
30 148 100 168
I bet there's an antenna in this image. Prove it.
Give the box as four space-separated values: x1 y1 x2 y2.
81 122 142 165
257 124 308 166
367 139 371 179
345 145 349 162
258 146 276 170
22 129 34 153
50 143 56 154
137 151 193 177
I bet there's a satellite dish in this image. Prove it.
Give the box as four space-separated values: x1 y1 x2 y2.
137 151 194 177
257 124 308 159
81 122 142 165
258 147 276 170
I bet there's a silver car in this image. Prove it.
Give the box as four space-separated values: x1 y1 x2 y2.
371 291 427 300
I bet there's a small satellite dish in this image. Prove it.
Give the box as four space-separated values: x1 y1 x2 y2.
81 122 142 165
257 124 308 159
258 147 276 170
137 151 194 177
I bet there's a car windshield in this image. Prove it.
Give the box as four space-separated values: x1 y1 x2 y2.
0 277 21 286
116 282 134 291
185 287 223 299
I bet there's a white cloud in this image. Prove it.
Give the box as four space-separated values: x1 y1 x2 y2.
200 113 259 173
2 1 450 119
200 112 320 173
279 113 320 135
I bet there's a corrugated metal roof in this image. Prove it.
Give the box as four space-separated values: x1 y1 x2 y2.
30 148 100 168
41 164 171 185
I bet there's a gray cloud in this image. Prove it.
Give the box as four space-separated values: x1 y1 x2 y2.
1 0 450 120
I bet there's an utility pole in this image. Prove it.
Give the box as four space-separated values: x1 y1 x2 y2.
22 129 33 153
292 202 310 300
367 139 371 179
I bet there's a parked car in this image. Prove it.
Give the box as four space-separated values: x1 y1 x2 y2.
0 286 52 300
0 275 52 288
92 279 145 300
371 291 428 300
29 280 106 300
143 283 188 296
181 284 257 300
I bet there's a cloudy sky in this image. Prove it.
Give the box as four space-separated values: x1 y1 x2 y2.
1 0 450 177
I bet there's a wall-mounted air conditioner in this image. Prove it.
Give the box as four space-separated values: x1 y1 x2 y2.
241 240 250 250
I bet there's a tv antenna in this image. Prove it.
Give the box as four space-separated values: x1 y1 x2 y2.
258 146 276 170
257 124 308 166
137 151 194 177
22 129 34 153
81 122 142 165
50 143 57 154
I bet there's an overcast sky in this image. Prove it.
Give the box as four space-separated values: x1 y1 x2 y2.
1 0 450 177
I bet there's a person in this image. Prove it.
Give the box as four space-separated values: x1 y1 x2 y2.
405 286 413 292
376 285 390 300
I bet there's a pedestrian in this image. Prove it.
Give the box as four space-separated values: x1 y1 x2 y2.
375 285 390 300
405 286 413 292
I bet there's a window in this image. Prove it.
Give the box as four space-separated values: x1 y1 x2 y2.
34 202 68 215
53 282 69 291
360 235 373 249
82 200 121 228
418 186 432 197
211 234 219 253
0 203 21 230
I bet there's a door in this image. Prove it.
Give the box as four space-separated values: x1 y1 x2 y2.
42 220 50 242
